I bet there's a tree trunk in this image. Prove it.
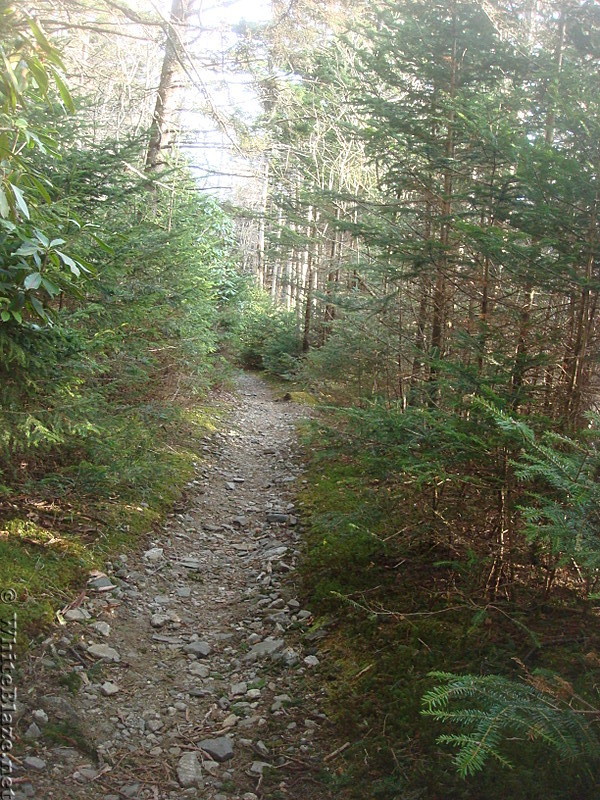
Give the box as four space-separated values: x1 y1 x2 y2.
145 0 192 171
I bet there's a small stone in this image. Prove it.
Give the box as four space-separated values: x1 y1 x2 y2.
87 644 120 662
266 512 289 523
198 736 234 762
177 752 203 788
179 558 201 570
279 647 300 667
23 722 41 740
255 740 269 757
13 784 36 800
64 608 91 621
143 547 164 562
32 709 48 725
189 663 210 678
183 641 211 658
91 621 111 637
249 761 270 775
176 586 191 598
120 784 140 798
189 687 211 697
39 695 79 724
203 760 220 777
101 682 120 696
304 655 320 667
246 688 261 700
147 718 163 732
88 576 117 591
231 681 248 696
23 756 46 771
244 637 284 662
150 613 169 628
77 767 98 781
125 714 145 732
243 794 259 800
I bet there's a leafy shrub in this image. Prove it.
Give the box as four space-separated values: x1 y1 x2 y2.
228 287 303 376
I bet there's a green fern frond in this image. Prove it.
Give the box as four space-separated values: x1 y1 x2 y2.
422 672 600 778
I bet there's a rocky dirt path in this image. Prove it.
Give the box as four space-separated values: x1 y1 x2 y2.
13 373 336 800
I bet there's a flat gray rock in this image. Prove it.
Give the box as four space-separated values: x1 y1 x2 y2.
23 756 46 771
183 641 211 658
100 681 120 696
266 512 290 523
249 760 270 775
87 643 120 662
23 722 41 740
178 558 202 570
88 576 117 592
64 608 91 621
244 637 284 662
177 752 203 788
198 736 234 762
143 547 164 561
91 621 110 637
39 695 79 723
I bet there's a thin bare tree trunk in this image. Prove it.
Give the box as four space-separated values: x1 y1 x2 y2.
145 0 192 171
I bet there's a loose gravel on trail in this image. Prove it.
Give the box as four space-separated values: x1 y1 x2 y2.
13 373 336 800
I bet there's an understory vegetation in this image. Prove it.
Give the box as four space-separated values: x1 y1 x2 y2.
0 5 236 638
230 0 600 796
4 0 600 796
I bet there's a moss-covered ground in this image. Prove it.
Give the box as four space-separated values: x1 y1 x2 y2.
297 438 600 800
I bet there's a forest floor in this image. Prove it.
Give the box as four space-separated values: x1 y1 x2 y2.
10 372 337 800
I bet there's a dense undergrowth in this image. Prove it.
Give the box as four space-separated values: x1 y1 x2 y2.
291 399 600 800
0 60 239 640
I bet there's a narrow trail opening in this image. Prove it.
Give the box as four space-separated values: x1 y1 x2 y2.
18 373 333 800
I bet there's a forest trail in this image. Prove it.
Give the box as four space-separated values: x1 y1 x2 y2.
17 373 334 800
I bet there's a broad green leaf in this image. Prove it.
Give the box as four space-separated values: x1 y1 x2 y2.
0 311 10 322
1 53 20 107
9 184 30 219
15 241 40 256
56 251 80 276
24 272 42 290
49 67 75 112
26 57 49 94
29 296 47 319
29 176 52 201
26 18 55 53
34 229 49 247
49 238 66 247
10 310 22 323
41 277 60 296
87 231 113 253
0 186 9 218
